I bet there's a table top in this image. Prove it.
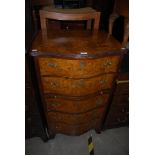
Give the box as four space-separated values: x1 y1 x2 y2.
41 6 97 14
31 29 125 58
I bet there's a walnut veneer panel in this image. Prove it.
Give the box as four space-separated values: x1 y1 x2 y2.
41 74 114 96
45 93 109 113
31 30 123 56
38 56 120 77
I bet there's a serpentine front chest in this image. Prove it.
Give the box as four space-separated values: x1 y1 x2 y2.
30 29 125 137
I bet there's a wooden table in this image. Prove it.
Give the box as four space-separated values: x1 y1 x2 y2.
39 6 101 30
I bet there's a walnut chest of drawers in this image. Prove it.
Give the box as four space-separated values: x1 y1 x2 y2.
30 29 125 137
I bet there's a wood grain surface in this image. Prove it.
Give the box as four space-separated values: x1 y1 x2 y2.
41 74 114 96
31 29 124 58
38 56 120 77
45 93 109 113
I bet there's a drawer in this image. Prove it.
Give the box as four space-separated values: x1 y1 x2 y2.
49 119 101 135
45 93 110 113
38 56 120 78
47 107 105 125
41 74 114 96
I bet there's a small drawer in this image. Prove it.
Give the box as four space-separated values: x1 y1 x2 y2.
47 107 105 125
45 93 110 113
49 119 101 135
38 56 120 78
41 74 114 96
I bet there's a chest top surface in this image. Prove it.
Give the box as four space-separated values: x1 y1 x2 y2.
31 29 124 58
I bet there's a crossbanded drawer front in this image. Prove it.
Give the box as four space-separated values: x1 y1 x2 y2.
49 119 101 135
45 93 110 113
47 107 105 125
41 74 114 96
38 56 120 77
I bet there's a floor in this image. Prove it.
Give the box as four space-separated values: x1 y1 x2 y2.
25 127 129 155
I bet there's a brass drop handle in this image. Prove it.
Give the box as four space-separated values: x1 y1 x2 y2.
48 63 57 68
103 61 112 66
96 98 103 105
72 80 84 88
51 102 61 107
80 61 87 69
50 82 57 88
100 80 107 84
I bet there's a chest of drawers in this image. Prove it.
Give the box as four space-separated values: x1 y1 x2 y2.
30 29 125 137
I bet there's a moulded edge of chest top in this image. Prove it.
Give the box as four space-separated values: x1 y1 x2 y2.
30 48 127 59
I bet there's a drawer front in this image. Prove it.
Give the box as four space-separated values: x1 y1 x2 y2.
47 107 105 125
45 93 110 113
49 119 101 135
41 74 114 96
38 56 120 78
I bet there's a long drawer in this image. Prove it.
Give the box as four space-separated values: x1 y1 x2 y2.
45 93 110 113
38 56 120 78
41 74 114 96
47 107 105 125
49 119 101 135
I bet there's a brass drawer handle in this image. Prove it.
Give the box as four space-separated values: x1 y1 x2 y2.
116 80 129 84
96 98 103 105
48 63 57 68
100 80 107 84
72 80 84 88
80 61 87 69
103 61 112 66
50 82 57 88
51 102 61 107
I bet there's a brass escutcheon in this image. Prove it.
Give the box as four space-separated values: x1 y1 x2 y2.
48 63 57 68
80 61 87 69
